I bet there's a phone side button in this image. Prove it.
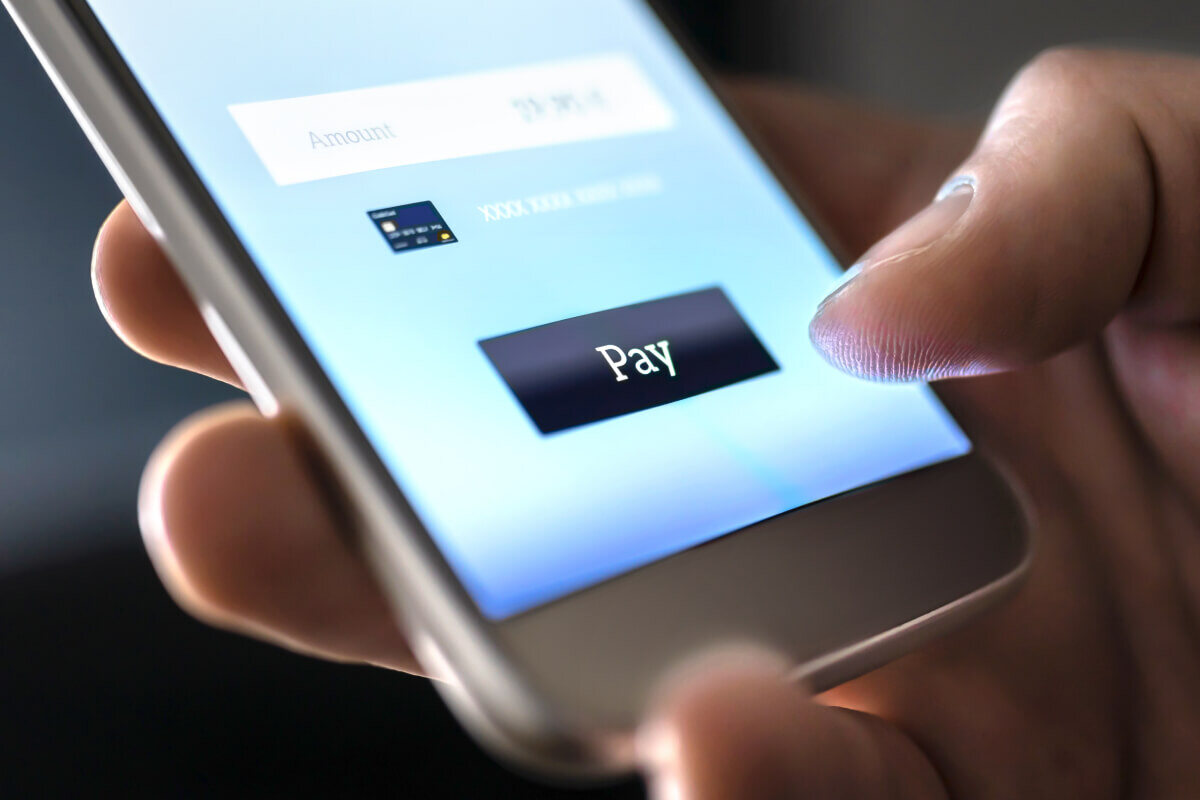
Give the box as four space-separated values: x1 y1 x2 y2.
200 303 281 417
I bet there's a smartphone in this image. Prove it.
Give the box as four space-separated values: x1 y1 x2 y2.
7 0 1030 776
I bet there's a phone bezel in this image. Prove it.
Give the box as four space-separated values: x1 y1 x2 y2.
6 0 1031 775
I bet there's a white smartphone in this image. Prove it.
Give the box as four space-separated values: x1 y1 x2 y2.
7 0 1030 777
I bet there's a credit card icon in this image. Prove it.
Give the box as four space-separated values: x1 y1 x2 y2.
368 201 457 253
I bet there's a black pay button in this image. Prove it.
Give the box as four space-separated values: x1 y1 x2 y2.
479 287 780 434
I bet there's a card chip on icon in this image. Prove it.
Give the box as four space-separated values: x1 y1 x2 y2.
368 201 457 253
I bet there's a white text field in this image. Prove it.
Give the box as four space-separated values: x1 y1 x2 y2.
228 54 676 186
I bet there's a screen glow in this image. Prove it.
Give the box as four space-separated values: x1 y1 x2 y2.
86 0 970 618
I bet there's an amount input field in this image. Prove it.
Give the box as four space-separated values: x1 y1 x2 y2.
228 54 676 186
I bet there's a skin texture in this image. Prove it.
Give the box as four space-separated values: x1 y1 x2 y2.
92 49 1200 798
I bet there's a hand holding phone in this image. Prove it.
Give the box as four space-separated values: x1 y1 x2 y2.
15 0 1029 775
6 0 1040 781
52 5 1200 794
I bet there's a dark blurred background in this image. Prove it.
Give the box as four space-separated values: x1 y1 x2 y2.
2 1 1198 796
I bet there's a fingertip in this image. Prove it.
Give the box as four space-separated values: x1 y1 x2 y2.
137 401 418 670
91 201 239 385
138 400 266 628
141 401 320 630
92 201 167 360
807 183 1000 383
639 648 944 800
639 650 795 800
808 269 1001 384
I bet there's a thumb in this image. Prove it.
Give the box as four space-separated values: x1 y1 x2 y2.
639 658 945 800
809 49 1200 381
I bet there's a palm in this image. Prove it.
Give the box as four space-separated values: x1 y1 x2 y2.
733 82 1200 796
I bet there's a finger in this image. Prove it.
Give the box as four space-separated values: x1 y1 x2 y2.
724 79 977 259
92 201 237 384
809 49 1200 381
139 400 418 673
640 657 945 800
1107 319 1200 508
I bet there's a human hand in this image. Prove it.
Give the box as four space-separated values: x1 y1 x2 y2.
641 50 1200 799
92 48 1200 797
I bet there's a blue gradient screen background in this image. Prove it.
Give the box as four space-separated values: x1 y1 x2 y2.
87 0 970 618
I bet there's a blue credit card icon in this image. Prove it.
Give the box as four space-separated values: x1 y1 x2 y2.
368 201 457 253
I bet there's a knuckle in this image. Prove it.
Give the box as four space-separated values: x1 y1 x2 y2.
1019 47 1105 92
983 47 1125 156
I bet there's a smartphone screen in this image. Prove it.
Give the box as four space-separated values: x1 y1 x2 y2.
82 0 970 618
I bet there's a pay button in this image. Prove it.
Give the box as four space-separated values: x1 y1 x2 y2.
479 288 779 434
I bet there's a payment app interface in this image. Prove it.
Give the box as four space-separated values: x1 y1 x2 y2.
87 0 970 618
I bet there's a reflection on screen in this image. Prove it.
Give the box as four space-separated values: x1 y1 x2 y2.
85 0 970 618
